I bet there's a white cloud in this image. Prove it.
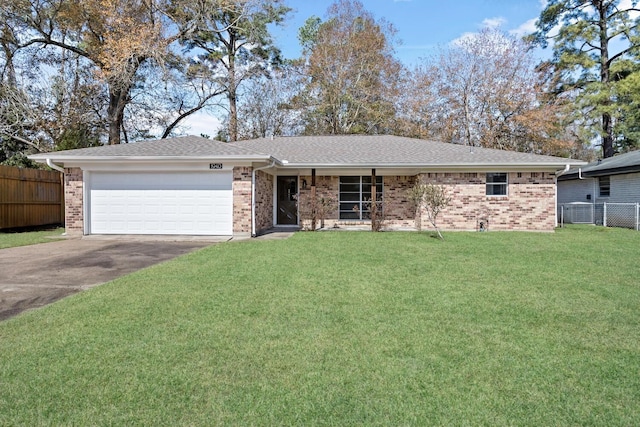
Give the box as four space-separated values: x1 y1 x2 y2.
482 17 506 29
450 32 477 47
509 18 538 38
451 16 507 46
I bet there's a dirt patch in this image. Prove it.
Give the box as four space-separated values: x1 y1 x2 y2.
0 286 80 321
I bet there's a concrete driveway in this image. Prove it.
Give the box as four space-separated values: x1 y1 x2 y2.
0 238 218 321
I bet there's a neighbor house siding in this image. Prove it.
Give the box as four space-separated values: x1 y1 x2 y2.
233 166 252 234
64 167 84 236
600 172 640 203
255 170 274 234
558 178 596 205
559 171 640 205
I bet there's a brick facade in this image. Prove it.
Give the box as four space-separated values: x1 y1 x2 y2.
297 172 556 232
61 166 556 237
254 170 273 234
298 176 338 230
64 167 84 236
423 172 556 231
233 166 253 234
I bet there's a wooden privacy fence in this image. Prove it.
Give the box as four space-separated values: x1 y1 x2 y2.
0 165 64 229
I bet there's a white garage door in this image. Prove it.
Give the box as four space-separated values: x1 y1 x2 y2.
89 171 233 235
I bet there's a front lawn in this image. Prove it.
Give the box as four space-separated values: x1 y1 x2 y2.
1 227 639 425
0 226 65 249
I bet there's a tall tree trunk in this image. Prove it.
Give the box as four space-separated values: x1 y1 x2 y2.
1 40 16 87
602 112 614 158
227 45 238 142
107 85 130 145
598 0 614 158
228 86 238 142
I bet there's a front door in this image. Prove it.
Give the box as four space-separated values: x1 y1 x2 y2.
277 176 298 225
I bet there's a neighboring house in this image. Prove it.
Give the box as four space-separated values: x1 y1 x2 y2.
557 150 640 205
557 150 640 228
30 135 584 237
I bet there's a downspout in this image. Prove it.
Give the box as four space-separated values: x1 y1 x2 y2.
555 164 571 177
578 167 598 209
46 159 66 233
46 158 64 173
252 160 276 237
555 164 571 228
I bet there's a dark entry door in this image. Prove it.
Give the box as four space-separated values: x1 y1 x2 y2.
277 176 298 225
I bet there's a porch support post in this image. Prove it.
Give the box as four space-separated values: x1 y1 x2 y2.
371 168 376 230
311 168 317 230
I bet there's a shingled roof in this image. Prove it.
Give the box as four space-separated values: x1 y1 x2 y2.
30 135 269 161
559 150 640 180
233 135 582 167
31 134 584 169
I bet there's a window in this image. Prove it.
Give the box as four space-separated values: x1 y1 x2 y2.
339 176 383 220
486 173 507 196
599 176 610 197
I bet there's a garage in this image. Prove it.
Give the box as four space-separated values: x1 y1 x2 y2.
88 171 233 235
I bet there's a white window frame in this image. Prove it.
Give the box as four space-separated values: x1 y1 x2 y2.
486 172 508 197
339 176 383 220
598 176 610 197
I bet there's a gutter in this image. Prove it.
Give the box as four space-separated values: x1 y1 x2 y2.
251 160 276 237
30 154 272 163
279 162 582 169
46 158 65 173
554 164 571 228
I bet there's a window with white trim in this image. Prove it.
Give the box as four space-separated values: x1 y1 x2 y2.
486 173 507 196
339 176 383 220
598 176 610 197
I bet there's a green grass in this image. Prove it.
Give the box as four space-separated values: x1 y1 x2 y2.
1 226 639 425
0 227 65 249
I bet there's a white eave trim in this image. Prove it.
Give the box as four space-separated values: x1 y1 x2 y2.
29 154 274 163
275 162 586 170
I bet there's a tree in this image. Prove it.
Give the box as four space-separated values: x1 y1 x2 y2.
531 0 640 157
1 0 183 144
611 61 640 150
182 0 290 141
416 28 578 156
0 0 256 145
408 181 451 240
116 59 227 141
235 64 304 139
392 65 435 139
296 0 404 135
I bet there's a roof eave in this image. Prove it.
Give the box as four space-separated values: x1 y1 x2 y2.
29 154 275 164
278 161 584 169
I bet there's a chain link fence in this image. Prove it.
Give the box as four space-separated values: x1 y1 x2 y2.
559 202 640 230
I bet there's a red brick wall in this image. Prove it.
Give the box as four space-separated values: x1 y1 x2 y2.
298 176 339 230
255 170 273 234
298 172 556 232
233 166 252 234
64 168 84 236
422 172 556 231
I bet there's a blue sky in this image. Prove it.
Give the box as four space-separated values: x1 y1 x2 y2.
272 0 546 65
